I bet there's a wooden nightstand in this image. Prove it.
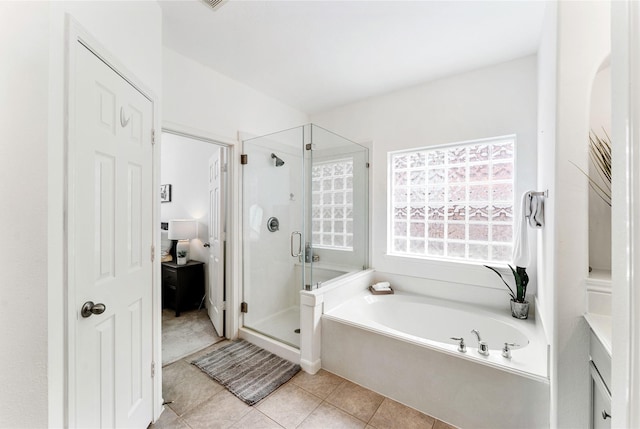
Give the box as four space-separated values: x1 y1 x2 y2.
161 260 205 317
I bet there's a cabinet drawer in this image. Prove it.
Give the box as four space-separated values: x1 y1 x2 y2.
590 331 611 390
590 361 612 429
162 267 177 284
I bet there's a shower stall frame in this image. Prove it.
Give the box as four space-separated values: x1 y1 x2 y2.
235 124 370 364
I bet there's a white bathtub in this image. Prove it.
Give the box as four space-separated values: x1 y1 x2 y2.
322 290 550 428
325 291 547 380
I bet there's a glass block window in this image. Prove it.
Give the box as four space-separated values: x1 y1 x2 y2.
312 159 354 250
389 137 515 263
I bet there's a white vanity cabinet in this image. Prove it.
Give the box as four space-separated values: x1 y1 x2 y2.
589 330 612 429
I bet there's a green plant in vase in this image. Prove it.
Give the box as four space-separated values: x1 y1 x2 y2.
177 250 188 266
484 265 530 319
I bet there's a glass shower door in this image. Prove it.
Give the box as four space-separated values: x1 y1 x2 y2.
242 126 305 348
306 125 369 288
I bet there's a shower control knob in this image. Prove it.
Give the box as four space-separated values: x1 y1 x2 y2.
267 217 279 232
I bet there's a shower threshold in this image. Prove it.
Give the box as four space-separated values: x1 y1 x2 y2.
245 306 300 349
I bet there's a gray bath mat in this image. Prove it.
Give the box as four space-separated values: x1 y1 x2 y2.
192 340 300 405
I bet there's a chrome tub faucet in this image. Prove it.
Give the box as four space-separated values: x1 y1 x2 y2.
471 329 490 356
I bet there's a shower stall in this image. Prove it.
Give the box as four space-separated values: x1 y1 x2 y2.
242 124 369 349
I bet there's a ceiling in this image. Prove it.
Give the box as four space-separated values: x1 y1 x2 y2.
160 0 547 114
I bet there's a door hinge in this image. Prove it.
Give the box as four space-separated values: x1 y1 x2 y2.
151 361 156 378
222 163 228 173
151 129 156 145
240 154 248 165
221 301 227 311
151 245 155 262
366 162 370 168
240 302 248 313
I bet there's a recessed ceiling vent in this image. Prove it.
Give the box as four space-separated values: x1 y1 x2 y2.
202 0 227 11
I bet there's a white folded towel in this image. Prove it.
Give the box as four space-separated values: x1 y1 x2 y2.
372 282 391 291
512 191 531 268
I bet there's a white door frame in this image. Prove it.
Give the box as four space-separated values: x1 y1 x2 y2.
64 19 162 424
161 124 241 343
611 1 640 426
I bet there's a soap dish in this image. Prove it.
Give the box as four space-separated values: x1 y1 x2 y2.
369 286 394 295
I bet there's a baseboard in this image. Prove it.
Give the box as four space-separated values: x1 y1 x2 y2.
300 358 321 374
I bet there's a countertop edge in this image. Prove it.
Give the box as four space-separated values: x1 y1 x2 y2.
584 313 612 356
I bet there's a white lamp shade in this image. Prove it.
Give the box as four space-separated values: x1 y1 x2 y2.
168 219 197 240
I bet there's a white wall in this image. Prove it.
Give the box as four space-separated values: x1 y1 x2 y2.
311 56 538 308
161 133 223 264
0 3 50 427
552 2 610 428
588 66 612 272
46 2 163 427
163 47 307 140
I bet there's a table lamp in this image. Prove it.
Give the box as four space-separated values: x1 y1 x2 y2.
168 219 197 265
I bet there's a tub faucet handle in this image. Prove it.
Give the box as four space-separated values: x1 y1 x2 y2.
450 337 467 353
502 342 519 359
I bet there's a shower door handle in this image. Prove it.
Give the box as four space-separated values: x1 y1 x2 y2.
290 231 302 257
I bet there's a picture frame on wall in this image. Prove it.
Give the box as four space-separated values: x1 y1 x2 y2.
160 184 172 203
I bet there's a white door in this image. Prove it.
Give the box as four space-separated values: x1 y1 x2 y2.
71 42 154 428
207 148 226 336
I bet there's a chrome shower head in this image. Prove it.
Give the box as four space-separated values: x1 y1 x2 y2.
271 153 285 167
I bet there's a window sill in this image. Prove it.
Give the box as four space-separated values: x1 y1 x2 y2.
377 252 518 292
385 252 510 269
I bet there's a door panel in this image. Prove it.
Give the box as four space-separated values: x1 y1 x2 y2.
128 163 143 269
97 316 116 428
95 154 116 281
72 42 153 428
208 148 225 336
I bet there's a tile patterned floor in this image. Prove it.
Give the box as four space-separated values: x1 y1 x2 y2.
152 341 458 429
